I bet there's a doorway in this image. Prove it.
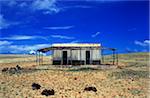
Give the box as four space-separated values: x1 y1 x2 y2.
62 51 67 65
86 51 90 64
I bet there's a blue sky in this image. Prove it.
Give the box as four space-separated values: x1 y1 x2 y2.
0 0 149 54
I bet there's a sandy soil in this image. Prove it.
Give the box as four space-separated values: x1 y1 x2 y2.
0 53 149 98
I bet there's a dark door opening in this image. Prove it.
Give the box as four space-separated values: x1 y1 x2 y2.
86 51 90 64
62 51 67 65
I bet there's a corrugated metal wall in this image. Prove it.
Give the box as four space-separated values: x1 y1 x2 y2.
53 48 101 61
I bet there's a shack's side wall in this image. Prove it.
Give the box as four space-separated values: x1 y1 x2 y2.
53 48 101 61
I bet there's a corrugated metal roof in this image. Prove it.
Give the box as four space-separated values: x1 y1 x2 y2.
52 43 101 47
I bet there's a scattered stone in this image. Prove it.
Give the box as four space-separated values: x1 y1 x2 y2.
2 67 9 72
16 65 22 70
2 65 22 74
117 66 122 69
9 67 17 74
32 83 41 90
84 86 97 92
1 82 5 84
74 77 77 80
41 89 55 96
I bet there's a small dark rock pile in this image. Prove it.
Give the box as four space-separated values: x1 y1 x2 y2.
31 83 55 96
41 89 55 96
2 67 9 72
1 65 22 74
32 83 41 90
84 86 97 92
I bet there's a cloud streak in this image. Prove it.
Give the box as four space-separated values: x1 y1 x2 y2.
51 35 75 39
0 14 19 29
0 43 51 54
31 0 60 14
0 14 10 29
134 40 150 47
44 25 74 30
92 32 100 37
0 40 13 46
0 35 47 40
70 40 80 43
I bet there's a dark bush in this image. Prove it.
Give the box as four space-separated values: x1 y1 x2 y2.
2 67 9 72
32 83 41 90
41 89 55 96
84 86 97 92
2 65 22 74
16 65 22 70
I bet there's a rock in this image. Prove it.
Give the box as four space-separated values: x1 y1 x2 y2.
41 89 55 96
31 83 41 90
74 77 77 80
2 65 22 74
2 67 9 72
16 65 22 70
9 67 17 74
84 86 97 92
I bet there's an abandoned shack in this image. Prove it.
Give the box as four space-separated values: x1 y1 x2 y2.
53 43 101 65
37 43 118 65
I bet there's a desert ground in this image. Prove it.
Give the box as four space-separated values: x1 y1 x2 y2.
0 52 149 98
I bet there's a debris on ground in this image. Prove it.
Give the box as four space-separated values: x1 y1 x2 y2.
2 67 9 72
84 86 97 92
74 77 77 80
16 65 22 70
31 83 41 90
41 89 55 96
1 65 22 74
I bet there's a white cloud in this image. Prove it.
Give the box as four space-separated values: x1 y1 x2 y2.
51 35 75 39
0 43 51 54
0 41 13 46
92 32 100 37
0 0 17 7
0 14 20 29
0 35 47 40
125 47 138 53
8 0 17 7
44 25 74 30
144 40 150 44
70 40 80 43
134 40 150 47
31 0 60 14
19 2 28 7
0 15 10 29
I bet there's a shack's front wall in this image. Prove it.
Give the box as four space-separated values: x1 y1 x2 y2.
52 48 101 65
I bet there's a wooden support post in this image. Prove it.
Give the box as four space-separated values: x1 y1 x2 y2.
112 50 115 65
80 48 81 65
84 50 86 65
61 50 63 65
116 51 118 65
41 53 43 65
36 51 38 66
52 50 53 65
70 49 72 65
91 48 93 65
39 51 40 65
101 49 104 64
67 51 68 65
38 51 39 65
